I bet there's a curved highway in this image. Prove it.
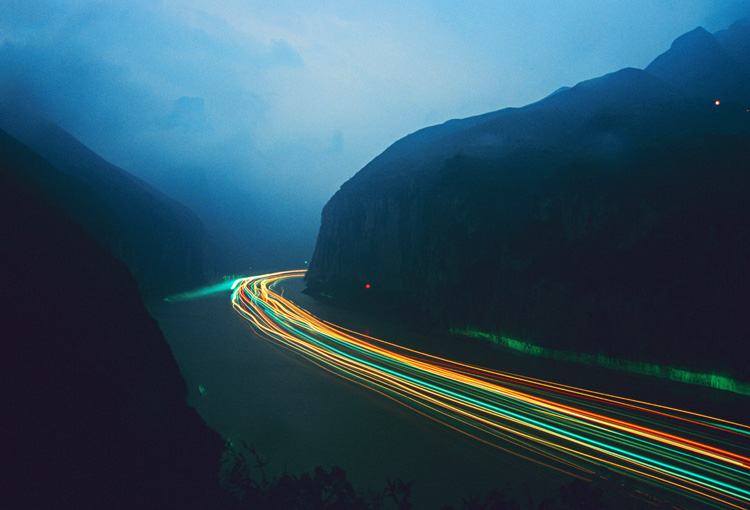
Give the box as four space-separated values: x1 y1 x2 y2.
231 270 750 509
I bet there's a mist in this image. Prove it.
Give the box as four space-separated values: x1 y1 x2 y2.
1 0 748 272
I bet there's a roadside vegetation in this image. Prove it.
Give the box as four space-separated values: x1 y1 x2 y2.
218 441 668 510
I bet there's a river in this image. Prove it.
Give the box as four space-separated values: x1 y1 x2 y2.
148 275 749 509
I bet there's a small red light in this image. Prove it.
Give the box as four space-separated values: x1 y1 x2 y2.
365 283 371 289
715 100 720 106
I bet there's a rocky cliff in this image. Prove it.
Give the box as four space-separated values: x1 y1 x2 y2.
306 20 750 380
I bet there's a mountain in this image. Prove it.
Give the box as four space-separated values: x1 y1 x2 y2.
0 108 211 297
0 129 226 508
306 22 750 380
645 26 750 105
709 18 750 76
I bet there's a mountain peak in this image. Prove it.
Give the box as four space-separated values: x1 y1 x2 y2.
670 26 713 48
646 26 721 75
645 23 750 104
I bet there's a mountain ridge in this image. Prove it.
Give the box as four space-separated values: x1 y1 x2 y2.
306 21 750 380
645 25 750 104
0 107 212 297
1 130 226 508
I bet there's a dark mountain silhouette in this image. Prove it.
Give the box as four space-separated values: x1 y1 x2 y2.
645 25 750 104
0 128 226 508
715 18 750 73
0 108 211 297
306 21 750 380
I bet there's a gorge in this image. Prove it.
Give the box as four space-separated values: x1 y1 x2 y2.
306 20 750 383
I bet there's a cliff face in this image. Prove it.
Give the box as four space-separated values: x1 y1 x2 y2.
1 129 225 508
306 21 750 379
0 109 211 297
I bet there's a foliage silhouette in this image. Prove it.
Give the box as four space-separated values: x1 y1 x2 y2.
221 441 412 509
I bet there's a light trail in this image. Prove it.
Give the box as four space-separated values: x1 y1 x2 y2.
231 270 750 509
164 275 249 302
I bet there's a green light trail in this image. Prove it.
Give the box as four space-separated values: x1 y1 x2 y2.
453 329 750 396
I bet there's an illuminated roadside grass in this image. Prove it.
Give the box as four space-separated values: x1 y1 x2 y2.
451 329 750 396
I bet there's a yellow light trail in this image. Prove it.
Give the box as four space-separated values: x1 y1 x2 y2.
231 270 750 509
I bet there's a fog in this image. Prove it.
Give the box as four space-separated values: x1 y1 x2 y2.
1 1 748 271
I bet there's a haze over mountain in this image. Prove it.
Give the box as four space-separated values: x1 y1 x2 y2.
3 7 750 508
306 20 750 380
1 2 748 271
0 111 210 297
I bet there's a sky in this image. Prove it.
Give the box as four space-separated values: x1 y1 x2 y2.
1 1 749 269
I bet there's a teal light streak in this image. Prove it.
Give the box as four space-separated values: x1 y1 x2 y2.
695 420 750 437
233 273 750 509
250 287 749 500
346 342 746 499
165 276 249 302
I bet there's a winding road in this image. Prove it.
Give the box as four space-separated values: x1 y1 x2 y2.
231 270 750 509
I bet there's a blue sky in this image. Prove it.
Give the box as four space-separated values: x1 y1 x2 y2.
1 1 748 264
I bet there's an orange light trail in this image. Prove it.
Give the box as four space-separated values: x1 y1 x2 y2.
231 270 750 509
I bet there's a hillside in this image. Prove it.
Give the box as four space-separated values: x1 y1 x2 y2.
306 20 750 380
0 129 226 508
0 108 211 297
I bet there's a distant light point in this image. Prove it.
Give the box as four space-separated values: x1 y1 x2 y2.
715 100 721 106
365 283 371 289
